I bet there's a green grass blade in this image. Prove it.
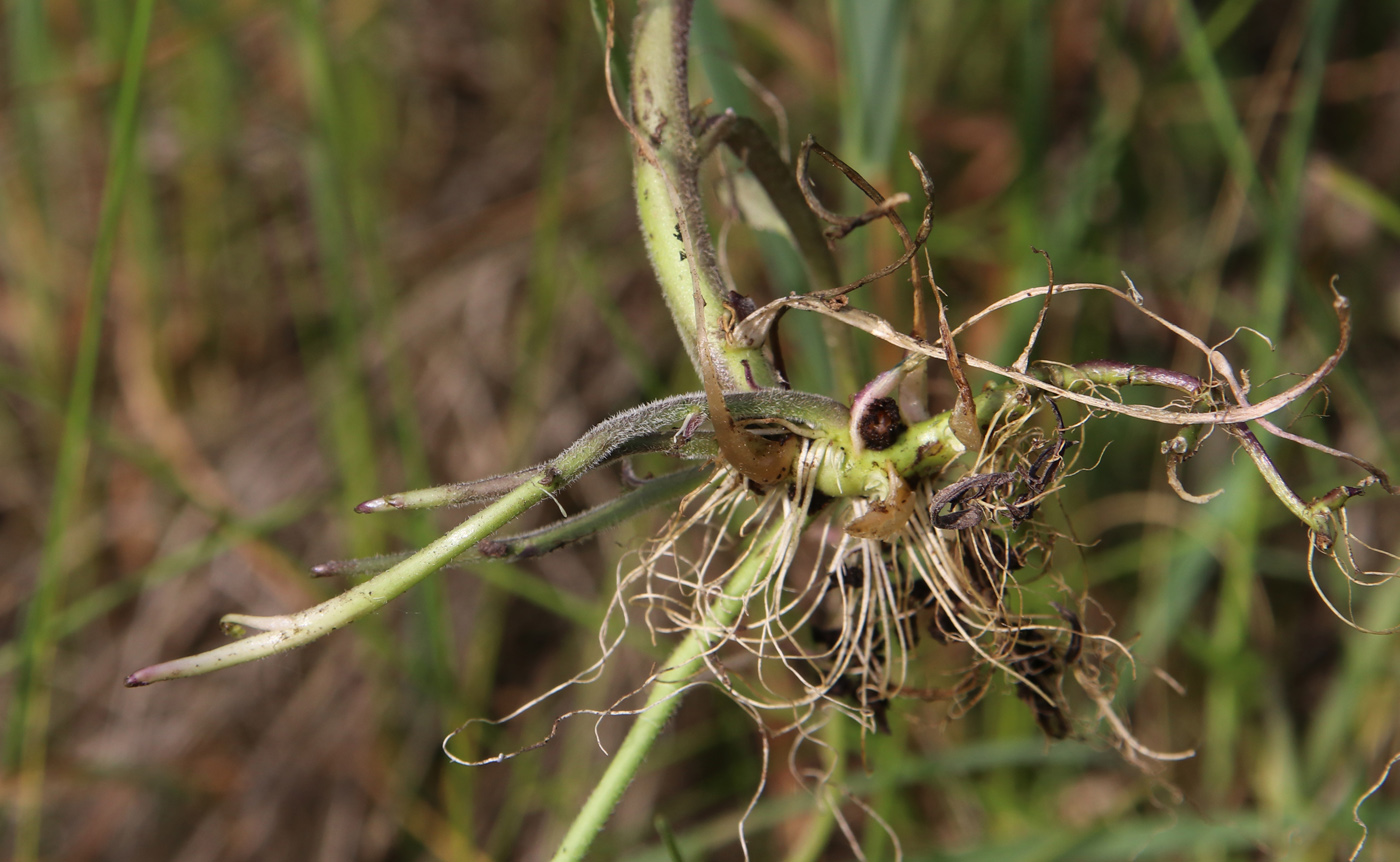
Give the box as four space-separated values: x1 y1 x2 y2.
1202 0 1262 48
691 0 754 116
4 2 156 859
4 0 58 223
590 0 632 109
1311 162 1400 240
1255 0 1342 336
828 0 909 178
1173 0 1264 216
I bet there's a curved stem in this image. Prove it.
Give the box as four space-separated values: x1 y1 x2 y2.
357 390 851 511
630 0 778 390
628 0 802 487
550 518 787 862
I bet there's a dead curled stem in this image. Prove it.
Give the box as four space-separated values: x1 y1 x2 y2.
737 277 1393 548
1348 750 1400 861
715 114 840 291
732 280 1359 430
1307 537 1400 636
797 138 962 453
796 136 934 316
929 255 981 451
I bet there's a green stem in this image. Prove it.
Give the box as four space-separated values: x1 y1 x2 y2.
630 0 778 390
125 389 855 685
550 518 789 862
359 389 850 512
314 466 711 576
124 472 556 685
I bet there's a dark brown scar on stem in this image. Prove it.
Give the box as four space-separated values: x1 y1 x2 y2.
650 110 666 147
477 540 510 558
914 441 945 469
857 397 907 451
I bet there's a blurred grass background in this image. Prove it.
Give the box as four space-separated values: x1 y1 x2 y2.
2 0 1399 859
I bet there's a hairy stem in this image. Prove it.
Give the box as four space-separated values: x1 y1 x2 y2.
357 390 850 512
314 466 711 576
629 0 778 390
